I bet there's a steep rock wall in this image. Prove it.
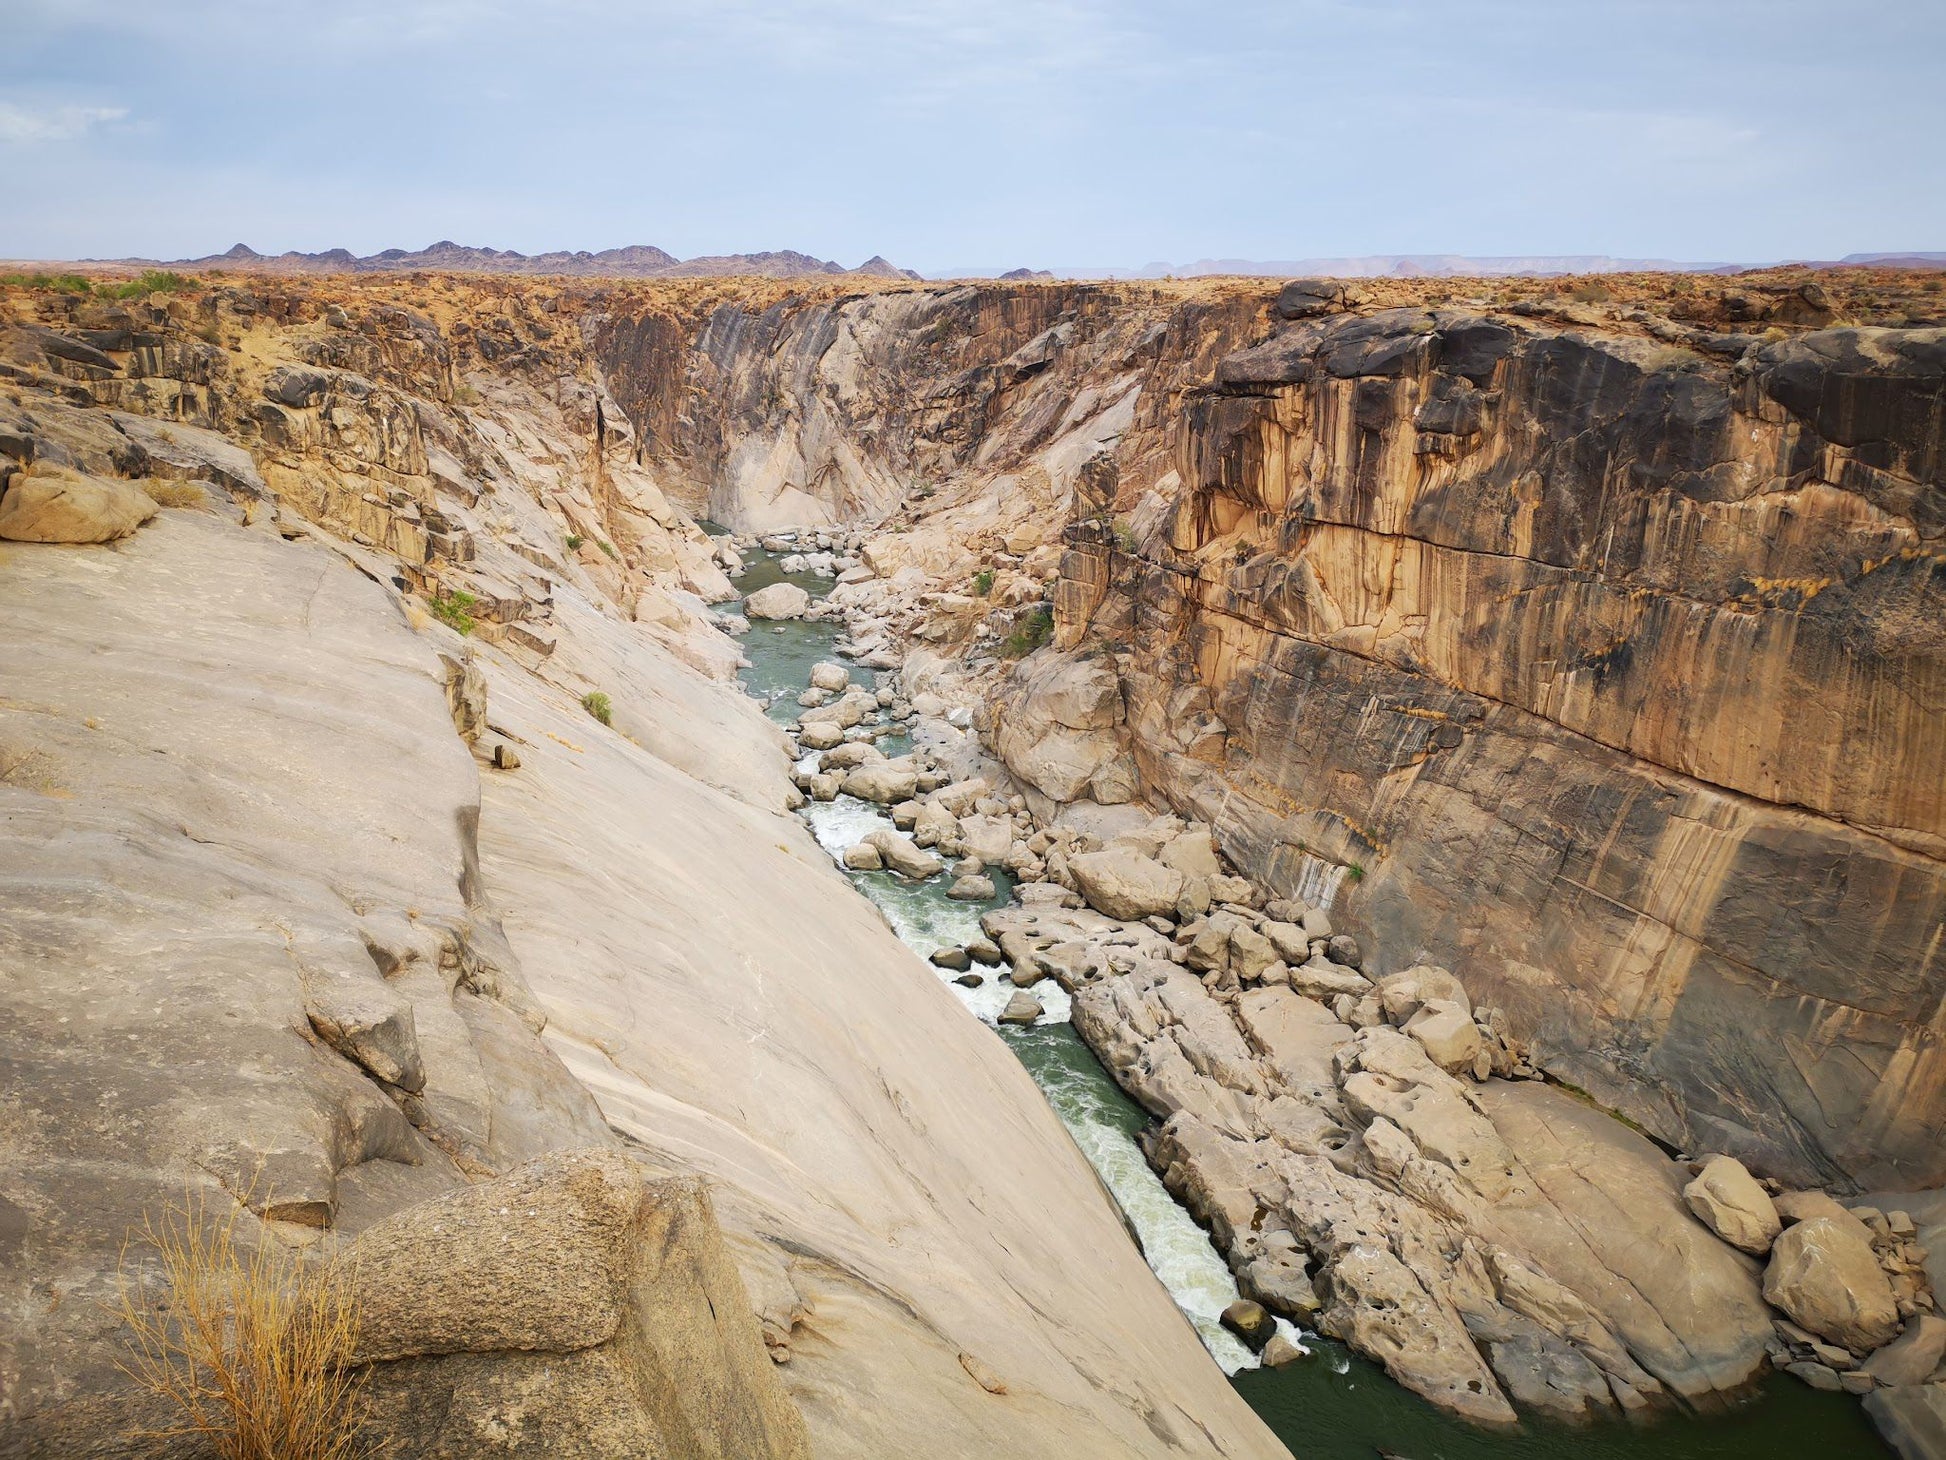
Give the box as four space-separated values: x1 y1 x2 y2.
1066 311 1946 1190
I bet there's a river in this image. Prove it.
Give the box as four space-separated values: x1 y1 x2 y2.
725 543 1886 1460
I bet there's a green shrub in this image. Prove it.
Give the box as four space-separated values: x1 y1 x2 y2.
1 271 94 294
1345 862 1366 884
581 691 612 726
972 569 994 596
427 588 478 636
597 539 618 560
103 270 195 300
1113 518 1138 553
565 534 584 552
1002 605 1054 658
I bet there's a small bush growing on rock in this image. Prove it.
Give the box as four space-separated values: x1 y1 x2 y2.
116 1189 369 1460
597 539 618 560
565 533 584 552
1345 862 1365 883
972 569 994 596
581 691 613 725
1113 519 1138 553
426 588 477 636
141 481 211 510
1002 605 1054 658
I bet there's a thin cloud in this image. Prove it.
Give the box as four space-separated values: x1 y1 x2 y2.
0 101 129 143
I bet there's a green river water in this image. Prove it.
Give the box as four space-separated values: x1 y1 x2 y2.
725 544 1886 1459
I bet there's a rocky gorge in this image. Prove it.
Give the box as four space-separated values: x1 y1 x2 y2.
0 261 1941 1457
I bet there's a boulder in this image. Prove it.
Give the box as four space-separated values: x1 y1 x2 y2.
346 1149 810 1460
1403 999 1483 1075
947 874 997 901
1377 966 1471 1025
958 814 1016 865
930 947 972 972
797 721 844 751
1763 1216 1903 1354
842 762 920 804
843 843 883 871
1220 1299 1276 1352
999 990 1043 1025
0 465 158 544
1260 1332 1306 1367
1864 1315 1946 1389
1683 1156 1783 1255
809 661 851 692
1068 847 1186 921
743 583 811 620
862 828 943 881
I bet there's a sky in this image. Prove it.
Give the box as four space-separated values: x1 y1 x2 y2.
3 0 1941 274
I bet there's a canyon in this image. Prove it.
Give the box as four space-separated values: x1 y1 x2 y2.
0 259 1940 1458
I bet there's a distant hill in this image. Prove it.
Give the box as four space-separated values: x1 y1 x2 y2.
934 252 1944 281
76 240 922 281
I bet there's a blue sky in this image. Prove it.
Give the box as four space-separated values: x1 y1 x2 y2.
3 0 1940 272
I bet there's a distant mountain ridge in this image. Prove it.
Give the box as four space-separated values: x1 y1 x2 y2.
935 251 1946 280
81 240 921 281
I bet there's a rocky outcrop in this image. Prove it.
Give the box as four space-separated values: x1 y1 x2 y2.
0 463 157 542
347 1149 809 1459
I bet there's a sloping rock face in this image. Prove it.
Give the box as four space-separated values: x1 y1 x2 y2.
0 275 1287 1459
1058 313 1946 1191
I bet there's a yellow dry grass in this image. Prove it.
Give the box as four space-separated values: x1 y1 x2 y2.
139 480 212 510
115 1189 370 1460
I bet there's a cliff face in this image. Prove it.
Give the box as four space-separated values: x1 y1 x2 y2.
1075 308 1945 1191
587 274 1946 1192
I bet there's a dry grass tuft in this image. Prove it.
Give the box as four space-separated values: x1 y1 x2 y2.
140 480 212 510
116 1189 370 1460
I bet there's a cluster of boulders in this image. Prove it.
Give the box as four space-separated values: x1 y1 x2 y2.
1683 1170 1943 1394
915 810 1942 1430
724 527 870 581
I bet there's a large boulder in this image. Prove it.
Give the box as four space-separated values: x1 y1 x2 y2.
743 582 810 620
1763 1215 1903 1354
1068 847 1186 921
863 827 944 880
842 761 920 804
346 1148 810 1459
0 465 158 543
1402 999 1482 1074
1683 1156 1782 1255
